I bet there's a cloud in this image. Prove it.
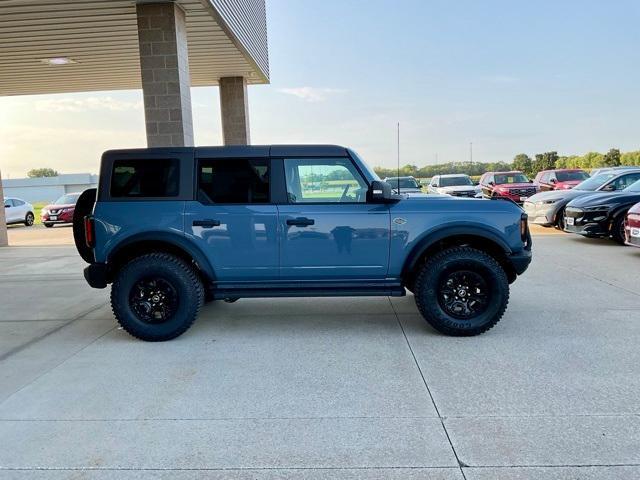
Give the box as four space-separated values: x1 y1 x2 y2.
35 96 143 113
278 87 346 102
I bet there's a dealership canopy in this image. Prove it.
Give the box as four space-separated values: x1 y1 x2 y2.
0 0 270 245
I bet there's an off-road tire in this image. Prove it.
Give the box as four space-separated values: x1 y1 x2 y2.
611 214 627 245
414 246 509 336
111 253 204 341
24 212 34 226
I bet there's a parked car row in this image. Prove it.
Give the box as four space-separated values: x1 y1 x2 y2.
3 192 81 228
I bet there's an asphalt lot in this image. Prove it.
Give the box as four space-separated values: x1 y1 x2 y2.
0 230 639 479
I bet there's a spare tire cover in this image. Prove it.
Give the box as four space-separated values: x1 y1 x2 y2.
73 188 97 263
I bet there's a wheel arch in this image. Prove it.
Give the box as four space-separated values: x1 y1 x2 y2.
402 227 517 286
107 232 215 283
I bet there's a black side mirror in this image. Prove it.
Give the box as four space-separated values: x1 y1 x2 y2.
602 183 615 192
488 181 495 186
367 180 396 203
549 178 557 184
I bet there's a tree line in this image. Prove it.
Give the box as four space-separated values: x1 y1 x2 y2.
373 148 640 179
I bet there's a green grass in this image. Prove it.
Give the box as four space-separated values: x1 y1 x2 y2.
31 202 46 225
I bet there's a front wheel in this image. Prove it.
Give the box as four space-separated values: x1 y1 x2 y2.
555 208 566 230
611 215 627 245
413 247 509 336
111 253 204 341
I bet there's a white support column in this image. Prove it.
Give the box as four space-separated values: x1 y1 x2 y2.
137 2 194 147
219 76 250 145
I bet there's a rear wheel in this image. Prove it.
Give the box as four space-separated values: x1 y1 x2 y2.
111 253 204 341
44 223 54 228
24 212 34 226
413 247 509 336
611 214 627 245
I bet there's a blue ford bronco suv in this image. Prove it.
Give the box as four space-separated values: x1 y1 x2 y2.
73 145 532 341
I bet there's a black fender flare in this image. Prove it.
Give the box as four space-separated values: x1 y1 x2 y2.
107 231 216 281
402 225 513 276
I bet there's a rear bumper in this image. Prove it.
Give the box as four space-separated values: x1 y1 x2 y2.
509 249 532 275
84 263 108 289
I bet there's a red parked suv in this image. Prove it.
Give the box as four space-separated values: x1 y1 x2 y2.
625 201 640 248
479 171 538 204
41 192 82 228
534 169 590 191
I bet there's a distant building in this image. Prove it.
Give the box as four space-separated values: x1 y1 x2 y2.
2 174 98 203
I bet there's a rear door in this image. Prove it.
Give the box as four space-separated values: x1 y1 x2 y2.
184 148 279 282
278 156 390 280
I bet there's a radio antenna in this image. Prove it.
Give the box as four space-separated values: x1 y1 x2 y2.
397 122 400 194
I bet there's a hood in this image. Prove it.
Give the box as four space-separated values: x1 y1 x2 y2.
440 185 477 193
527 188 591 203
556 180 582 188
568 191 640 208
44 203 76 210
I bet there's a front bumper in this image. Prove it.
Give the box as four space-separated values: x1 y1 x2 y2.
84 263 108 289
625 222 640 247
563 207 610 237
523 201 555 226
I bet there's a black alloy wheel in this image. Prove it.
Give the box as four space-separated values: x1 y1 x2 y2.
129 277 179 324
438 270 489 319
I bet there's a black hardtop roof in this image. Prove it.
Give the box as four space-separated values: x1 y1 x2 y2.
102 144 350 158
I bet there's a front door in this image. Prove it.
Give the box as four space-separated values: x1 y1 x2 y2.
279 157 390 280
184 155 279 282
4 199 16 223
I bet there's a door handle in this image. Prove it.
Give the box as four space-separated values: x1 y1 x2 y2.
193 219 220 228
286 217 315 227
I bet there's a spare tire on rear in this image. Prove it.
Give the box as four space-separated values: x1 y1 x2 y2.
73 188 97 263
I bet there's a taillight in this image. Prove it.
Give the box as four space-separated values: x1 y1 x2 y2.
520 214 529 242
84 215 95 248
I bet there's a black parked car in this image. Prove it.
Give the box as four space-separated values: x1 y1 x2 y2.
564 179 640 244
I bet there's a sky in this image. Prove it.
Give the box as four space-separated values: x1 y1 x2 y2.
1 0 639 178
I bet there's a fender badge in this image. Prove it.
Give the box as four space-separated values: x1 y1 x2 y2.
393 217 407 225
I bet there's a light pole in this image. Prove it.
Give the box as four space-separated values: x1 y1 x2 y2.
470 142 473 163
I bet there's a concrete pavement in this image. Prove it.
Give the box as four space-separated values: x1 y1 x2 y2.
0 234 639 479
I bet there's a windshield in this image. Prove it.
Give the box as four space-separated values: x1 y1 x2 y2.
440 176 473 187
625 179 640 193
53 193 80 205
575 173 617 191
388 178 420 189
494 173 529 184
556 171 589 182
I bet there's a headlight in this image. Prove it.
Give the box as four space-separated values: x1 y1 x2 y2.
537 199 559 205
584 204 613 211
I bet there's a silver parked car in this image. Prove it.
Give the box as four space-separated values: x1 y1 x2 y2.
3 197 35 227
383 176 423 193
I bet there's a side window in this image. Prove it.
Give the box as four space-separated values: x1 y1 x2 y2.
198 158 269 204
111 159 179 198
4 199 14 208
284 158 368 203
13 199 25 206
616 173 640 190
